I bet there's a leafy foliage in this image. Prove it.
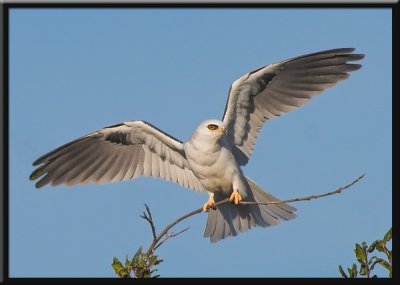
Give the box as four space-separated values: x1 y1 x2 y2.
112 246 163 278
112 204 186 278
339 227 392 278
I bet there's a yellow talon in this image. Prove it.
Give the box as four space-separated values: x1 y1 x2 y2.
203 196 215 212
229 191 243 205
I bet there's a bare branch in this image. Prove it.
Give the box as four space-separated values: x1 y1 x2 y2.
116 174 365 277
154 227 190 251
140 203 157 241
144 173 365 255
145 208 202 256
241 173 366 205
168 227 190 239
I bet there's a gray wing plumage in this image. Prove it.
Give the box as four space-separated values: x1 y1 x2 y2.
30 120 205 192
222 48 364 165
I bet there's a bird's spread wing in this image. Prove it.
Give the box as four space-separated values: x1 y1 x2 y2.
30 120 205 192
222 48 364 165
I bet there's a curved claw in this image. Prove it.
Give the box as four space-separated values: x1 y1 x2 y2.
229 190 243 205
202 196 215 212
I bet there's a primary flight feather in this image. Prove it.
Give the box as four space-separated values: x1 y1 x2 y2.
30 48 364 242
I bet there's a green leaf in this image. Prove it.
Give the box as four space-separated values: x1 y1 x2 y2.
347 268 352 277
368 256 377 265
351 263 358 278
355 243 366 264
375 241 386 253
375 258 392 277
112 257 130 278
132 246 143 263
369 258 379 271
368 240 378 253
383 227 392 242
125 256 132 272
370 257 391 276
339 265 348 278
378 260 391 272
149 255 159 267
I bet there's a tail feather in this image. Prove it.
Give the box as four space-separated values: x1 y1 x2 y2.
247 177 296 220
204 177 296 242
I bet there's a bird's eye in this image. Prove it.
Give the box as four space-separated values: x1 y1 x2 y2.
207 124 218 131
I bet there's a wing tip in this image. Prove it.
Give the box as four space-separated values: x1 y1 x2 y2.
311 47 356 56
30 166 49 188
355 53 365 60
335 48 365 64
29 168 42 181
347 63 363 71
34 179 46 189
306 47 365 59
334 47 356 53
339 53 365 61
32 157 44 166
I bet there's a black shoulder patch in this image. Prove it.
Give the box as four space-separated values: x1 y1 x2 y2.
105 131 130 145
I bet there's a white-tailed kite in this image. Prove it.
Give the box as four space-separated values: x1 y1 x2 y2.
30 48 364 242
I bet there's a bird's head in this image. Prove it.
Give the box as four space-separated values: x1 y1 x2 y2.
195 119 226 139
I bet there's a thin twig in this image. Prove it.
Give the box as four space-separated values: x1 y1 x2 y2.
153 227 190 251
145 207 203 255
144 173 365 255
140 203 157 240
241 173 366 205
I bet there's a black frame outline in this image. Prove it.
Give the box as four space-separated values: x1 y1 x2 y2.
1 1 397 283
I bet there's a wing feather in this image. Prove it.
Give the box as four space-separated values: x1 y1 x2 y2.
132 147 145 179
151 152 160 178
30 120 205 192
125 148 139 180
142 146 152 177
104 151 128 183
116 151 133 181
158 156 166 180
222 48 364 165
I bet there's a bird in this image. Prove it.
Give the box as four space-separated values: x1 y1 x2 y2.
30 48 364 242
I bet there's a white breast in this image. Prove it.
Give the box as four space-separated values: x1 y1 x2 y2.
183 136 242 196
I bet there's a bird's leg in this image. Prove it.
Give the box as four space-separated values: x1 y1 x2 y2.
229 190 243 205
203 192 215 212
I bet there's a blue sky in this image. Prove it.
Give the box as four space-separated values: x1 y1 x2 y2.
9 8 391 277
